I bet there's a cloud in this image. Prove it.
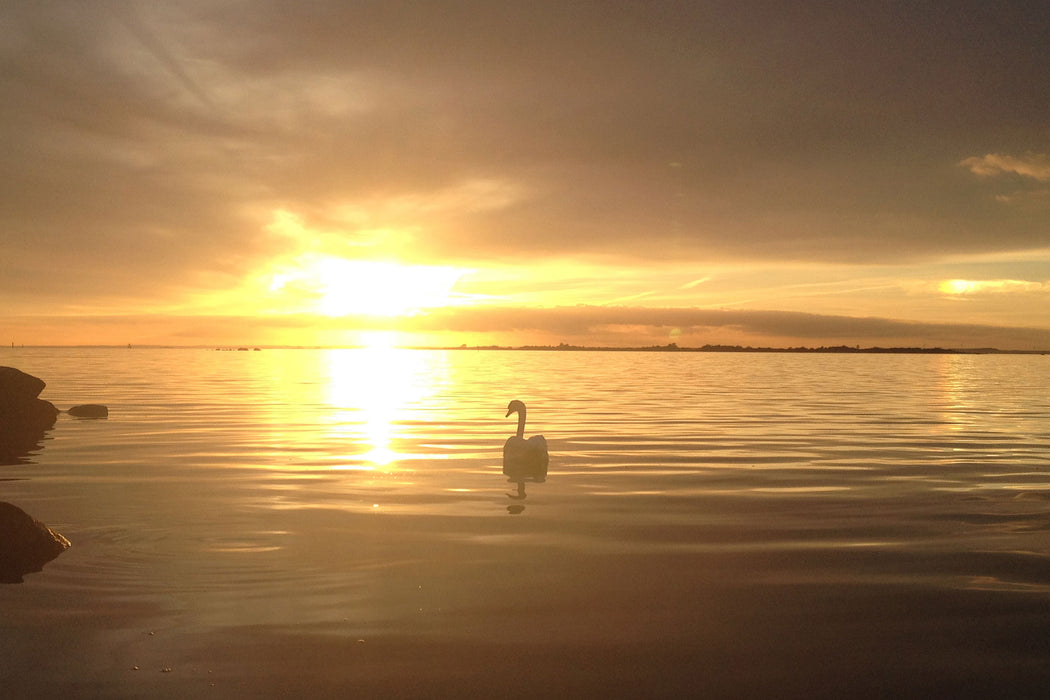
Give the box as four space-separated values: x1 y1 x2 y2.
959 153 1050 181
681 278 712 289
959 153 1050 211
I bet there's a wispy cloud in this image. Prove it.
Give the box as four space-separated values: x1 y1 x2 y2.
109 4 216 111
681 277 711 289
959 153 1050 181
959 153 1050 211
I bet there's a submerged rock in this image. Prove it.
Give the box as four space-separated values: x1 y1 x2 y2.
0 501 70 584
0 366 59 464
68 404 108 418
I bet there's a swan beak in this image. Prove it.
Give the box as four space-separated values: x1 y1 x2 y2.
505 408 512 417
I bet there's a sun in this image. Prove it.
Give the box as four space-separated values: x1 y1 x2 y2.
317 259 465 317
358 330 397 349
940 279 978 295
268 257 467 317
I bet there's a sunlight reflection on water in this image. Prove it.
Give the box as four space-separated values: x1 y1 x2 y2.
323 347 441 467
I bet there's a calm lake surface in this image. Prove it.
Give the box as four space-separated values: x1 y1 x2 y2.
3 348 1050 698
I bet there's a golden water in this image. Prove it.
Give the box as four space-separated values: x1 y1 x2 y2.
3 349 1050 697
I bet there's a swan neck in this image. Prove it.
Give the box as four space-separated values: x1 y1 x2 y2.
516 409 526 439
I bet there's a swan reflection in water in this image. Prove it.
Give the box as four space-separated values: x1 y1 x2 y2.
502 400 548 511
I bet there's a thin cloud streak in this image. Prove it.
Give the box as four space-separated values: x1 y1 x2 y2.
110 4 217 111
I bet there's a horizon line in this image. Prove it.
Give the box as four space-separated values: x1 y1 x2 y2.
5 343 1050 354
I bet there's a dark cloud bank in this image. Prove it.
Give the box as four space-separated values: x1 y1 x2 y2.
412 305 1050 349
15 306 1045 350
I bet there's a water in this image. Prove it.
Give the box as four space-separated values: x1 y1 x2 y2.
3 348 1050 698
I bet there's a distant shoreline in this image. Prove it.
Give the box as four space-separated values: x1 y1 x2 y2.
433 343 1048 355
5 343 1049 354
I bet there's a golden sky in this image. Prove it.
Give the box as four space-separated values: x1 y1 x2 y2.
2 2 1050 349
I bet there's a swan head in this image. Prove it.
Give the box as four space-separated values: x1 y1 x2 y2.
506 399 526 417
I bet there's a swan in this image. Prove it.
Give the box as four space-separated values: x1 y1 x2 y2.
503 399 548 485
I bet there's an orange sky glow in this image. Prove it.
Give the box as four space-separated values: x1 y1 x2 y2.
2 3 1050 350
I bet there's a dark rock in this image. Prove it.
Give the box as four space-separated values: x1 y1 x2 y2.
68 404 108 418
0 367 59 464
0 501 70 583
0 366 46 401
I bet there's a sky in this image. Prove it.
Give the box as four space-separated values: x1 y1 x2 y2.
2 1 1050 349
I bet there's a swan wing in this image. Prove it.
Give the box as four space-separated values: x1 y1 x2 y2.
527 435 548 459
504 435 527 457
504 435 548 481
526 435 549 480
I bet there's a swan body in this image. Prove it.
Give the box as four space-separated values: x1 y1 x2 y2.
503 400 548 483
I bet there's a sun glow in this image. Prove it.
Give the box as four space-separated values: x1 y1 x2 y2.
941 279 980 295
316 259 465 317
268 257 468 317
939 278 1042 296
358 330 398 350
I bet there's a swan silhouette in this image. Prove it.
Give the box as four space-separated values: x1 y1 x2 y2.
503 400 548 493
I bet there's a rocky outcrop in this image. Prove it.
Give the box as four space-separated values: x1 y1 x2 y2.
0 366 59 464
0 501 70 583
68 404 108 418
0 369 74 582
